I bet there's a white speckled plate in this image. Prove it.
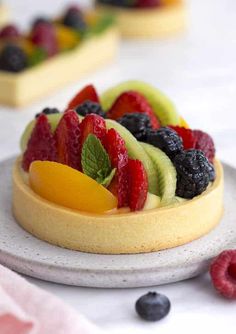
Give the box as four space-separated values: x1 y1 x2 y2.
0 157 235 288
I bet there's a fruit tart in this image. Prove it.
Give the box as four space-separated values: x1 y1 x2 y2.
95 0 186 38
0 5 118 107
13 81 223 254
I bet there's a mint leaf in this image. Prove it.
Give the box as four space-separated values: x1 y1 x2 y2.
99 168 116 188
82 134 112 182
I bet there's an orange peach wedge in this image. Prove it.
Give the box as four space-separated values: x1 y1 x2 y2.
29 161 118 214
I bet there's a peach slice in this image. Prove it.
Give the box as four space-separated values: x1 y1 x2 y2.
29 161 118 214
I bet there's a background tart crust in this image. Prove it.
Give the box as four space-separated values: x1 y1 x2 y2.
96 1 186 38
12 158 224 254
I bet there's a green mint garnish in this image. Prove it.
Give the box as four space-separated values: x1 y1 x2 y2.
81 134 115 187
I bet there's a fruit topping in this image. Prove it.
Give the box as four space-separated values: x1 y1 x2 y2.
35 107 60 118
145 127 183 160
67 84 99 110
173 149 213 199
170 126 216 163
143 193 161 210
210 250 236 299
135 0 161 7
101 80 180 126
0 44 27 72
54 110 81 170
29 161 118 213
117 113 152 141
22 114 57 171
30 22 58 57
80 114 106 147
169 125 196 150
107 91 160 129
32 17 51 29
104 128 129 208
141 143 176 204
0 24 20 39
193 130 215 163
55 24 79 51
135 292 171 321
81 134 116 187
128 159 148 211
76 100 106 118
106 119 158 195
62 6 87 33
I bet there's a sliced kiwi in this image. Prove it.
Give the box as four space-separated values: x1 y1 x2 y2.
140 142 177 204
143 193 161 211
20 113 63 152
106 120 158 195
101 80 180 126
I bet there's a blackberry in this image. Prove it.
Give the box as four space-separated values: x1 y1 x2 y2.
35 107 60 118
135 292 171 321
0 44 27 72
75 100 106 118
117 113 152 141
173 149 214 199
62 7 86 32
145 127 183 160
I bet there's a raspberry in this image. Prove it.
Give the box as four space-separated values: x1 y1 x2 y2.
210 250 236 299
128 159 148 211
145 127 183 160
54 110 81 170
173 149 213 199
22 114 57 171
104 128 129 208
67 85 99 110
31 22 58 57
117 113 152 141
76 101 106 118
107 91 160 129
169 126 196 150
0 44 27 73
193 130 215 163
0 24 20 39
135 0 161 7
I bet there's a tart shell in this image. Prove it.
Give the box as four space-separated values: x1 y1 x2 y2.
12 158 224 254
96 1 186 38
0 5 9 28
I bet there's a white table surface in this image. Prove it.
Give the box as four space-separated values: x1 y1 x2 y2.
1 0 236 332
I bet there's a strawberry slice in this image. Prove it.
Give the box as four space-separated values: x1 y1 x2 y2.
22 114 57 171
54 110 81 170
104 128 129 208
107 91 160 129
80 114 106 146
67 85 99 110
128 159 148 211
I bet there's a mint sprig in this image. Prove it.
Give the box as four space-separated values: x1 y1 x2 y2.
81 134 115 187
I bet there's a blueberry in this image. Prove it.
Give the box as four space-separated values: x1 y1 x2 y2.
75 100 106 118
135 292 171 321
0 44 27 72
35 107 60 118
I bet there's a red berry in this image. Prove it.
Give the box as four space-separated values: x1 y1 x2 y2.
169 126 196 150
22 114 57 171
193 130 215 163
79 114 106 147
135 0 161 8
128 159 148 211
210 250 236 299
54 110 81 170
67 85 99 110
104 128 129 208
0 24 20 39
107 91 160 129
31 22 58 57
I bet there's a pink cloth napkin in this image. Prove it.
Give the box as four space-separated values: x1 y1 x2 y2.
0 264 103 334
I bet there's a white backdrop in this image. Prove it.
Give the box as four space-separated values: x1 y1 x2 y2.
0 0 236 333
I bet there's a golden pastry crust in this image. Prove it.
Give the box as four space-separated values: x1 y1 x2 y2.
12 157 224 254
96 1 186 38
